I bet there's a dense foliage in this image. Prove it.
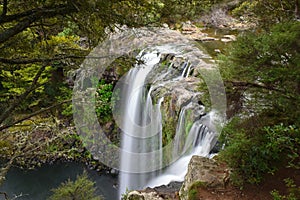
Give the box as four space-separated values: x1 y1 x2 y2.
218 21 300 185
220 21 300 123
0 0 160 130
220 119 300 185
0 0 218 130
231 0 300 27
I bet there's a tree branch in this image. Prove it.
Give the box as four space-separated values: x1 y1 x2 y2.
296 0 300 19
1 0 8 17
0 4 77 44
0 55 110 64
0 99 72 131
225 80 296 100
0 4 75 24
0 16 36 44
0 65 46 125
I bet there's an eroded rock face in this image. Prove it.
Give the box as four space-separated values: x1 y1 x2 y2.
146 53 208 116
179 156 228 200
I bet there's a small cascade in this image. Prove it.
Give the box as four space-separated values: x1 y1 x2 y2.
172 102 202 159
181 62 192 78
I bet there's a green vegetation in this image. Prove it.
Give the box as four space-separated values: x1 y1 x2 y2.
187 181 206 200
219 120 300 185
48 172 103 200
95 80 113 121
230 0 300 27
121 188 131 200
0 0 219 189
217 8 300 188
271 179 300 200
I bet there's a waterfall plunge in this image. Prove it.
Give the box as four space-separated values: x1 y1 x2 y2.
118 46 218 198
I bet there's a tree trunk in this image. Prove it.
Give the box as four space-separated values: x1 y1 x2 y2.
296 0 300 19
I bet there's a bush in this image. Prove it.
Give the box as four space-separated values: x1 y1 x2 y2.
48 171 102 200
95 80 114 121
219 118 300 185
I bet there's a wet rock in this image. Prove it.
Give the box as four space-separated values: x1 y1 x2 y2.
195 36 219 42
126 191 164 200
214 49 221 54
125 182 181 200
221 34 236 42
181 21 198 34
209 141 223 154
162 23 169 29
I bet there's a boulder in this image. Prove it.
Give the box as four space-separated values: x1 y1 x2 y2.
179 156 230 200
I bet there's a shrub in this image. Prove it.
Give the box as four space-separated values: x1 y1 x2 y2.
219 118 300 185
48 171 102 200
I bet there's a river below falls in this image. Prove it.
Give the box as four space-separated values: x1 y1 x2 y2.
0 162 118 200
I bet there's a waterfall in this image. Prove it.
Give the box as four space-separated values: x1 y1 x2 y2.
118 46 219 198
118 49 163 196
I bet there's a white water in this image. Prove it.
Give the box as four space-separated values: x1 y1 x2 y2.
118 46 219 198
146 114 218 188
118 49 163 196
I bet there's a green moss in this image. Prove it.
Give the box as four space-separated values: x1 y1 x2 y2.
161 96 177 146
0 140 13 156
187 181 206 200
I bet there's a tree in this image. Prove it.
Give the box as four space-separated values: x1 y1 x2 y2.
48 172 103 200
218 21 300 184
220 21 300 124
231 0 300 27
0 0 166 131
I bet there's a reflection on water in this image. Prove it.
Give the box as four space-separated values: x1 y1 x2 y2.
0 162 118 200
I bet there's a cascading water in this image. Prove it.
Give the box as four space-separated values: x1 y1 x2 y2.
118 45 220 198
118 49 163 196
